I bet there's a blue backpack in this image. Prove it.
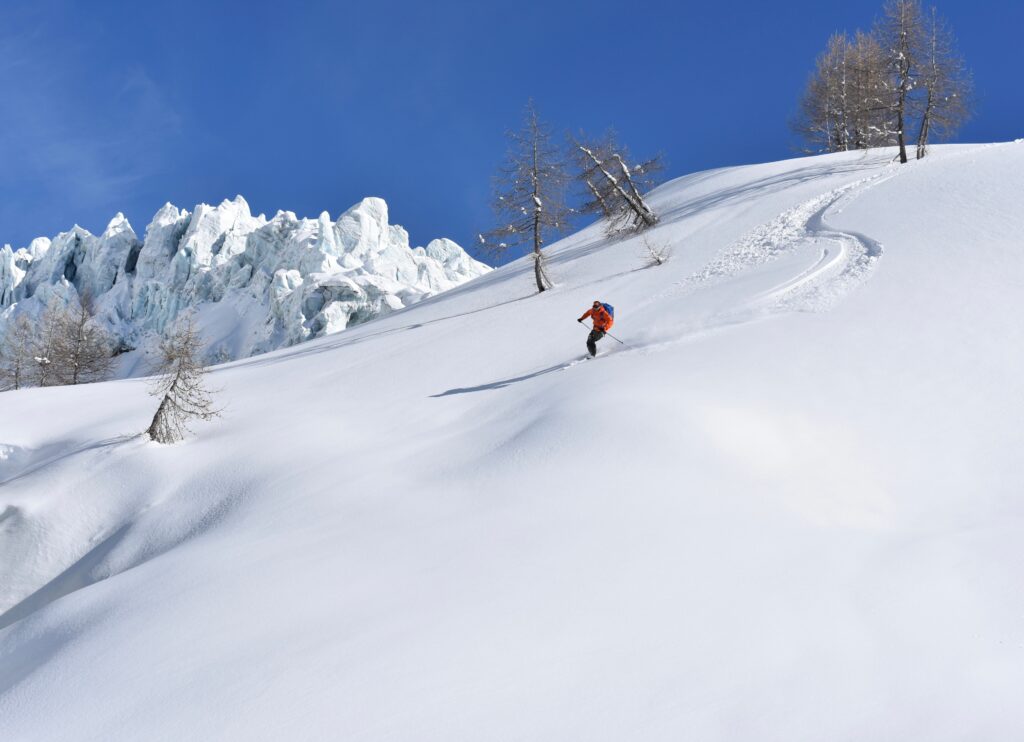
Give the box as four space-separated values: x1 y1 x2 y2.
600 302 614 319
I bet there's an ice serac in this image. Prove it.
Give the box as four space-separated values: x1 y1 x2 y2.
83 214 140 298
0 196 490 371
0 246 26 307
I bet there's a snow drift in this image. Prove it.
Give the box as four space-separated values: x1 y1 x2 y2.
1 142 1023 741
0 196 489 367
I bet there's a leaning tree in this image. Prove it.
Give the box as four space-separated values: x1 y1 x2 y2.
572 130 662 235
146 318 220 444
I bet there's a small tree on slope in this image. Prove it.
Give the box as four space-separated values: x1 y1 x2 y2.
146 318 219 444
572 130 662 235
479 100 572 293
0 314 35 391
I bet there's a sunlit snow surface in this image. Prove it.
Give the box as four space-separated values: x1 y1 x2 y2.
2 144 1023 741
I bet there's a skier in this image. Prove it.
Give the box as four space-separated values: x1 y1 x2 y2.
577 300 614 357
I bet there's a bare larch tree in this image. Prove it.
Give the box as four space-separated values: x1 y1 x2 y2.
0 314 35 391
875 0 927 164
848 31 893 149
573 130 662 235
794 1 972 161
479 101 571 293
51 297 115 385
30 302 63 387
794 34 854 152
146 318 220 444
794 31 892 153
915 6 972 159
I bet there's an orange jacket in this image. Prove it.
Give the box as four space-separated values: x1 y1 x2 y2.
579 305 614 332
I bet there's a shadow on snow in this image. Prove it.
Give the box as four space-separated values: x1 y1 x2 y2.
430 362 573 397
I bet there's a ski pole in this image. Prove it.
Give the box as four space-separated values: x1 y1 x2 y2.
579 320 626 346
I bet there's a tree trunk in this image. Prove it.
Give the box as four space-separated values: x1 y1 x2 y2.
530 112 549 293
895 89 908 163
917 13 938 161
614 155 657 227
532 180 548 290
916 92 933 159
532 209 549 292
533 251 548 293
894 7 913 165
585 179 613 218
146 393 171 441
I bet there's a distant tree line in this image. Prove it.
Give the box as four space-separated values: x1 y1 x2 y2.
0 297 115 391
793 0 972 163
480 101 665 293
1 299 218 444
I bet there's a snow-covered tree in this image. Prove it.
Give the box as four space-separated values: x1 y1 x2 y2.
479 101 572 293
915 6 972 159
572 131 662 235
0 314 35 391
146 318 220 444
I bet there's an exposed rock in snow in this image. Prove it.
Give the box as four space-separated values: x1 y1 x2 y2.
0 196 489 370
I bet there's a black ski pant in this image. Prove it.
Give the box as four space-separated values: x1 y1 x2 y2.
586 329 606 357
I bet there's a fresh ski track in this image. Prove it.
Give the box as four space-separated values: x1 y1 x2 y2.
694 169 896 314
492 169 901 382
576 168 901 367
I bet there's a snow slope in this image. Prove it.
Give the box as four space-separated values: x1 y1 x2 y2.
2 142 1023 741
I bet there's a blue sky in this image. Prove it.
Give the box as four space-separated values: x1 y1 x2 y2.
1 0 1020 261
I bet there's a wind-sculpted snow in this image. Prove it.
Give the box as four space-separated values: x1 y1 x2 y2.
3 144 1024 742
0 196 489 368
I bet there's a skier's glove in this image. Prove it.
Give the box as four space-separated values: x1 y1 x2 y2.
577 318 583 323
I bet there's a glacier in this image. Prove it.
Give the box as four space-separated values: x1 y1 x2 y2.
0 195 490 369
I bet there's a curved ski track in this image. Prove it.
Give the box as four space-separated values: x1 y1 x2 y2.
695 169 895 315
